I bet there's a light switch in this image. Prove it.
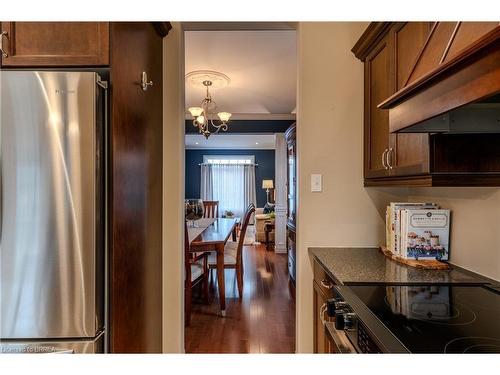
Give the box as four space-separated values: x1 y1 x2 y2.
311 174 322 192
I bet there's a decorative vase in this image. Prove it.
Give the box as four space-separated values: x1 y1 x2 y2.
185 199 204 227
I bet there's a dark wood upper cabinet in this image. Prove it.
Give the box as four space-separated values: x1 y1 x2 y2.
393 22 433 91
379 22 500 133
0 22 110 67
364 35 393 178
354 22 500 187
362 23 431 180
405 22 499 87
389 22 431 177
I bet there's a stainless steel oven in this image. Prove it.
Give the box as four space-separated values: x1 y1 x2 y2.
325 286 409 353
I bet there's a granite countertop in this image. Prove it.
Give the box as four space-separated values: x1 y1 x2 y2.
309 247 491 285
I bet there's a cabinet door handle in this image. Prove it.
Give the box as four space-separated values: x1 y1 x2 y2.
320 303 327 326
320 278 333 289
140 71 153 91
386 147 393 169
381 148 388 170
0 31 8 58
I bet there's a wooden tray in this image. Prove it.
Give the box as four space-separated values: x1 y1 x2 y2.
379 246 450 270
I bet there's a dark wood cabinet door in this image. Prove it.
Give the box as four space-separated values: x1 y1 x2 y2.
0 22 109 67
313 259 337 353
313 282 337 354
389 22 431 176
364 35 393 178
109 22 163 353
313 282 327 353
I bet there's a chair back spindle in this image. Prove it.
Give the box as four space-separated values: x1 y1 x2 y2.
203 200 219 218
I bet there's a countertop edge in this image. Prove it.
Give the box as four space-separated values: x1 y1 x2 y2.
309 246 495 285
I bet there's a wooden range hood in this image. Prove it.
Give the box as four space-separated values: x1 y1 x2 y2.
378 22 500 133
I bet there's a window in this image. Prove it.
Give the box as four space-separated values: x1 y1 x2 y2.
200 155 256 218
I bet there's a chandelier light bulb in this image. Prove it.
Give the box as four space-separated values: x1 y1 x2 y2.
188 107 203 117
217 112 232 122
196 115 205 125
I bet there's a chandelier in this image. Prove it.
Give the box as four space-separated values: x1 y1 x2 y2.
186 70 232 139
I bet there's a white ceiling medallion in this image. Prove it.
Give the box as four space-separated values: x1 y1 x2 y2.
185 70 231 89
186 70 232 139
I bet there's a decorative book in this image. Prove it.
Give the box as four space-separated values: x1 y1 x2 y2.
387 202 438 257
400 209 451 260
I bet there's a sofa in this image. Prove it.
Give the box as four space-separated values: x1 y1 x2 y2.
254 208 275 243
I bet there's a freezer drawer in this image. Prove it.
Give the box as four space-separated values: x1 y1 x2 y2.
0 71 104 339
0 331 104 354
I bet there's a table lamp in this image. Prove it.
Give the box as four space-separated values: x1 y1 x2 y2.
262 179 274 204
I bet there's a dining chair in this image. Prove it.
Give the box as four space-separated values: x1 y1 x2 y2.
184 221 209 326
202 200 219 218
208 203 255 299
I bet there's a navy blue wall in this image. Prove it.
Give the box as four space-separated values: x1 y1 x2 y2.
185 149 275 208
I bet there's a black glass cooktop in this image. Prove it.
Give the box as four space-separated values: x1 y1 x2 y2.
348 284 500 353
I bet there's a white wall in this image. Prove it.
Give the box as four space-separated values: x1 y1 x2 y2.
408 188 500 281
162 22 185 353
296 22 407 353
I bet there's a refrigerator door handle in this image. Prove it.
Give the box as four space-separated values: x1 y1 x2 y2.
96 74 109 353
0 127 2 243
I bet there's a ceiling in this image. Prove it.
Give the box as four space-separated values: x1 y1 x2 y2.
185 30 297 120
185 134 276 150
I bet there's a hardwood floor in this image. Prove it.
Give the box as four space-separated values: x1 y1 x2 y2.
185 243 296 353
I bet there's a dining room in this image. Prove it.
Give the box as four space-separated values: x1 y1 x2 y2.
182 25 297 353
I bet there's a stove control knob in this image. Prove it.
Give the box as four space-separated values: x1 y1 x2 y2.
327 298 347 317
335 301 348 309
334 310 346 330
343 313 356 331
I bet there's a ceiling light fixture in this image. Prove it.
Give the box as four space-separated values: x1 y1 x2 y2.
186 70 232 139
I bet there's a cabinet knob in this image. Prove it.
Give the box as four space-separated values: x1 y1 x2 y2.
0 31 8 58
320 278 333 289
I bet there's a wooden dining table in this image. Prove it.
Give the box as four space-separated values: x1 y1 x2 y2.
189 218 237 315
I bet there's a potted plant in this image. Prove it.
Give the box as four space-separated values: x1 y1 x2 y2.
224 210 235 218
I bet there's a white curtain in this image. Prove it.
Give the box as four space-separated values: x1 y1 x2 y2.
200 164 213 199
200 164 256 218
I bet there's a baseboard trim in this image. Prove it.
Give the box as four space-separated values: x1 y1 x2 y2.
275 244 287 254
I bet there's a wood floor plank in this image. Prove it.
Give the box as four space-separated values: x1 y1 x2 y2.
185 243 295 353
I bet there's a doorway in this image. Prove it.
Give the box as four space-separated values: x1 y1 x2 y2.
181 23 297 353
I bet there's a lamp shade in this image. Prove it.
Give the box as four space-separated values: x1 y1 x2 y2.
217 111 232 122
188 107 203 117
262 179 274 189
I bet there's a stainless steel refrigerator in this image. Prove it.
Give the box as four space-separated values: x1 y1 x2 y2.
0 71 107 353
